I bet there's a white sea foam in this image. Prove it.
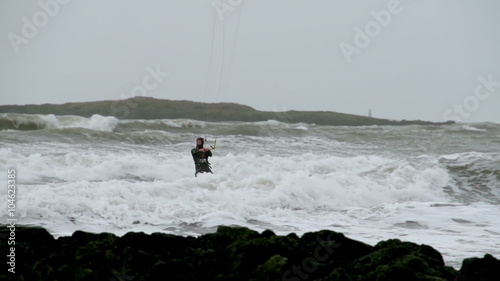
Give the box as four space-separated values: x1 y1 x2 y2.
461 124 487 132
1 119 499 268
121 119 208 129
3 147 457 248
439 151 496 162
1 113 119 131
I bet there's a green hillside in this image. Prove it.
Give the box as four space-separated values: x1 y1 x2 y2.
0 97 453 126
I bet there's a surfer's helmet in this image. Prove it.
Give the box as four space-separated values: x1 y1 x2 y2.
196 137 204 148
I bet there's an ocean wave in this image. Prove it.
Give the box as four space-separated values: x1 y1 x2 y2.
439 152 500 203
461 124 487 132
0 113 119 131
124 119 208 128
2 148 452 208
1 119 498 270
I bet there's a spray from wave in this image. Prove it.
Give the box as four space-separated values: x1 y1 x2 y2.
0 113 119 131
1 115 500 267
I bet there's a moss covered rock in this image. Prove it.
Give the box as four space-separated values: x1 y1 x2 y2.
1 225 497 281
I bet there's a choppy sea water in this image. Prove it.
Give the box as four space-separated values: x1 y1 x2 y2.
1 113 499 268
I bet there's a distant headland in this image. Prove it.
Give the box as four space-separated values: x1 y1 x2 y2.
0 97 454 126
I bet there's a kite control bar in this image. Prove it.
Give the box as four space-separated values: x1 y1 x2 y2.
205 136 217 150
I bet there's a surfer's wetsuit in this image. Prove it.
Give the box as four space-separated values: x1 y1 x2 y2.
192 138 213 176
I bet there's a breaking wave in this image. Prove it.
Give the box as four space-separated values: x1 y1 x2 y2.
0 113 119 131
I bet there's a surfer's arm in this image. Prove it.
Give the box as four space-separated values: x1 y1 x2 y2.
197 148 212 156
191 148 200 161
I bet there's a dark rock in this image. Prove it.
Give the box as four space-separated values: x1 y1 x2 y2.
341 239 458 281
254 255 288 281
198 225 259 249
291 229 373 279
1 226 55 278
227 234 300 274
119 231 195 256
261 229 277 238
3 225 497 281
459 254 500 281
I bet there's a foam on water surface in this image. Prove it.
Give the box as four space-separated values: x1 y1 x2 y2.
1 116 499 268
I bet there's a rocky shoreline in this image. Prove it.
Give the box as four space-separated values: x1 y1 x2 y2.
1 225 498 280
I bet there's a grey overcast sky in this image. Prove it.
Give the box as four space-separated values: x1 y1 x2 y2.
1 0 500 123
